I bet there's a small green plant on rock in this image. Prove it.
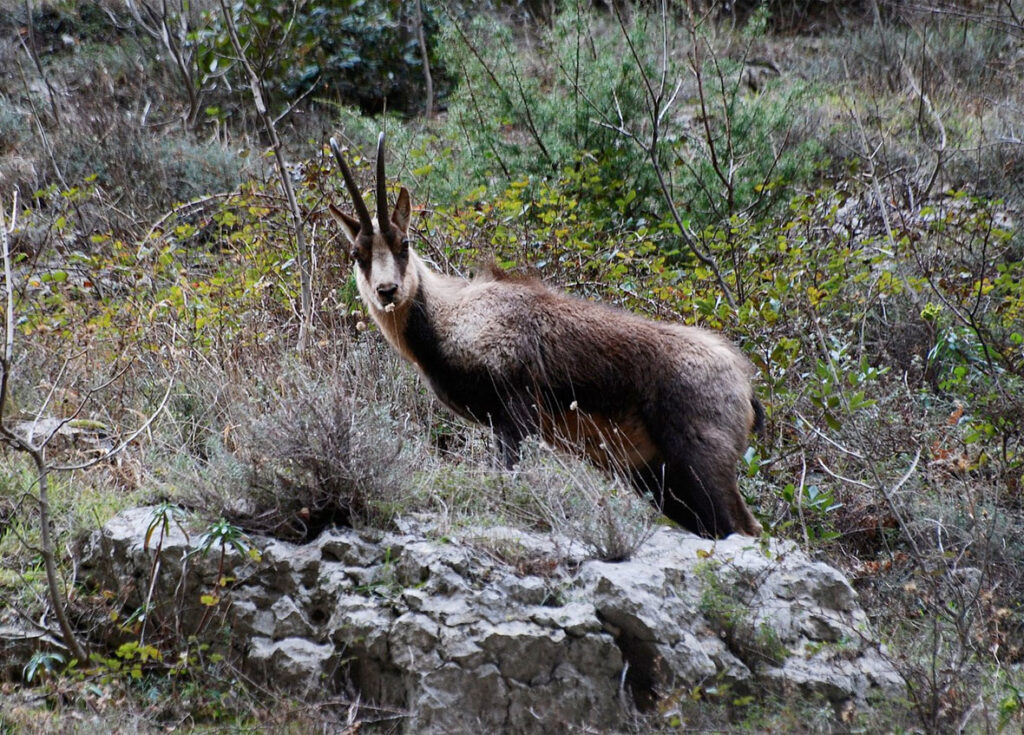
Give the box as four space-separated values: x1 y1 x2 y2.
696 560 789 669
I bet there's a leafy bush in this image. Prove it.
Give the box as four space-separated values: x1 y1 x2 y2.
403 4 822 240
204 0 447 115
56 127 246 225
428 8 656 222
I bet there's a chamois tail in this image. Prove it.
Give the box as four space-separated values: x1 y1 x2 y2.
751 396 766 437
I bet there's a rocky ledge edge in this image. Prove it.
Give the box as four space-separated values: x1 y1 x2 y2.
81 507 903 733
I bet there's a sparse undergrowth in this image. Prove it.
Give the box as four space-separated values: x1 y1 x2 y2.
1 0 1023 732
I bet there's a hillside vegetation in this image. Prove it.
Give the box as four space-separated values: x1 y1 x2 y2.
1 1 1023 732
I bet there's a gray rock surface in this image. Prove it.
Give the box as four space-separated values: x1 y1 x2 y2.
81 507 903 733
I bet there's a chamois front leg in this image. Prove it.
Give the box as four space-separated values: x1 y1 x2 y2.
493 420 523 470
491 395 536 470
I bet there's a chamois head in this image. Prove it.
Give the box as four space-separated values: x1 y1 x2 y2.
328 133 414 311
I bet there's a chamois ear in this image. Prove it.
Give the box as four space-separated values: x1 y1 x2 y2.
329 203 362 245
391 187 411 233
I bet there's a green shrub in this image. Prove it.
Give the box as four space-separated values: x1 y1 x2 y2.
57 128 246 221
420 4 822 236
203 0 447 115
429 7 658 223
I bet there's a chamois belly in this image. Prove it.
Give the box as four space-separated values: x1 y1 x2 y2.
422 358 659 470
538 405 659 470
422 367 508 425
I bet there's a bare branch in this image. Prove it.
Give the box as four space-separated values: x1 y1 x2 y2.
898 30 947 198
18 0 61 126
602 3 737 309
414 0 434 118
125 0 223 130
2 191 17 370
52 377 173 473
217 0 313 351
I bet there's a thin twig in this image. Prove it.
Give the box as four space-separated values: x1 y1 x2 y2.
817 458 874 490
795 411 866 460
52 378 173 472
218 0 313 351
796 452 809 548
2 192 17 369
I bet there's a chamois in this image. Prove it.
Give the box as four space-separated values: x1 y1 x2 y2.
327 133 763 538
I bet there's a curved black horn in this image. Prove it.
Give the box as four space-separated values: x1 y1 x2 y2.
376 132 391 234
329 137 373 232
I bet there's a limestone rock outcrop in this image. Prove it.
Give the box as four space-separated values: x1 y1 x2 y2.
82 508 903 733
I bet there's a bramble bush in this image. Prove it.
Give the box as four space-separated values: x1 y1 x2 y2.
368 4 821 241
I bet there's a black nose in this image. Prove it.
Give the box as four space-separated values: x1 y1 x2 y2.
376 284 398 304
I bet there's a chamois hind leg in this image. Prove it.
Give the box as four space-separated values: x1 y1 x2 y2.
640 430 759 537
646 461 740 537
661 458 761 537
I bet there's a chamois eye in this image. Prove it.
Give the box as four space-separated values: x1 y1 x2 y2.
350 245 370 268
400 237 410 250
